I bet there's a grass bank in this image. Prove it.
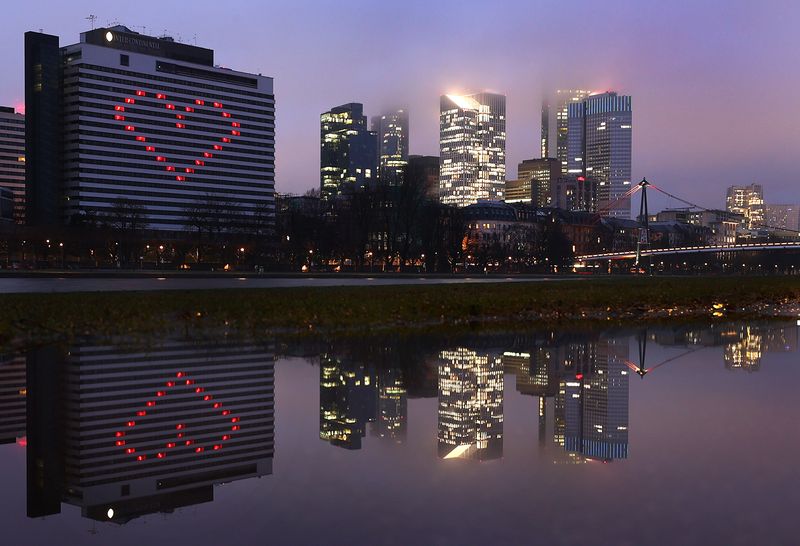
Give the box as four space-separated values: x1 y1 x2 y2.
1 276 799 347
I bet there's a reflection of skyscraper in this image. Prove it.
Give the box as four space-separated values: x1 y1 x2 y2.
0 353 26 445
319 354 376 449
26 342 274 523
556 339 629 462
371 367 407 443
438 348 503 461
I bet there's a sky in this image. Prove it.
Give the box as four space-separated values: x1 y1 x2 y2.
2 0 799 210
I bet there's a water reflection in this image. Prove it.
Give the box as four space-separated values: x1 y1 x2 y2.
24 342 274 523
2 320 797 537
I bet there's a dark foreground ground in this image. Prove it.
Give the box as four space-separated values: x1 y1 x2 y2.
1 276 799 347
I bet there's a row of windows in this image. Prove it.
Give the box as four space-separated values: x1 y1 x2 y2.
73 106 273 143
69 83 274 123
70 63 274 106
73 93 273 130
65 147 273 174
64 172 274 195
62 122 273 157
64 157 273 182
68 136 273 167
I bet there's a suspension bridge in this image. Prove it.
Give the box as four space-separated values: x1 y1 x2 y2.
573 178 800 264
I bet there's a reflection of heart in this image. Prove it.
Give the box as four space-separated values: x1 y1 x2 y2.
115 370 241 462
114 90 242 183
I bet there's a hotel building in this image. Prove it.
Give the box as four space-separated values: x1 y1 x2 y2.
25 26 274 232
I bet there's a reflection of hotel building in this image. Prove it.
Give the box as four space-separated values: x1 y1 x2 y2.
0 353 26 445
319 354 376 450
27 342 274 523
438 348 503 461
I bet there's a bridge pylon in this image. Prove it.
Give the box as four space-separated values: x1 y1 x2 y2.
635 178 651 271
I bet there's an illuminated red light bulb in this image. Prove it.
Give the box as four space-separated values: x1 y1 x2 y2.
222 435 229 441
231 425 240 431
145 146 155 152
136 410 146 417
185 379 194 385
231 130 240 136
116 440 125 446
136 90 146 96
221 137 231 143
195 447 204 453
213 102 223 108
176 424 184 430
166 166 175 172
222 410 230 416
165 103 175 110
185 106 194 112
176 114 185 120
136 136 146 142
185 167 194 174
125 98 135 104
156 156 166 162
175 123 185 129
203 395 212 401
195 387 204 393
213 402 221 408
157 452 166 459
166 381 175 387
125 125 135 131
213 145 223 151
126 448 135 454
195 99 204 105
166 442 176 448
203 152 213 158
137 455 146 461
156 391 165 397
114 115 125 121
213 445 222 451
195 160 204 166
156 93 166 99
115 105 125 112
231 122 240 127
115 431 125 437
127 421 136 427
146 400 155 407
231 417 240 423
222 112 231 118
185 439 194 446
176 174 185 180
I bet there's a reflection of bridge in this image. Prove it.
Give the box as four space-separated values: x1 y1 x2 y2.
578 241 800 262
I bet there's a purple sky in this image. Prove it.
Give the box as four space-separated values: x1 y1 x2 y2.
3 0 799 210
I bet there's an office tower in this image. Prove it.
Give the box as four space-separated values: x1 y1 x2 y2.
24 27 274 232
726 184 765 231
437 348 503 461
26 342 274 522
320 103 378 203
406 155 440 201
0 353 26 445
567 92 633 218
764 204 800 233
0 187 14 222
319 353 376 449
371 109 409 186
505 158 560 206
0 107 25 223
541 90 591 173
439 92 506 207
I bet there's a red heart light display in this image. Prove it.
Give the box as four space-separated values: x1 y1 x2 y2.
114 91 243 182
115 370 241 462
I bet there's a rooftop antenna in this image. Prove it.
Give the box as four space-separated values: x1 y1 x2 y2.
86 14 98 30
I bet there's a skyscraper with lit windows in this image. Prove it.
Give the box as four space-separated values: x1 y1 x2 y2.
567 92 632 218
541 89 591 173
0 107 25 223
439 92 506 207
371 109 408 187
320 103 378 203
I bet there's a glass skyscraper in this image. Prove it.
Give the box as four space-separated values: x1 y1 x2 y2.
439 93 506 207
320 103 378 204
541 89 591 173
567 92 632 218
371 109 408 187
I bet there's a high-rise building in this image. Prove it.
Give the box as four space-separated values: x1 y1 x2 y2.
0 107 25 223
437 348 503 461
371 367 407 443
371 109 409 186
541 89 591 174
24 27 275 232
505 158 560 206
320 103 378 204
26 341 274 522
439 92 506 207
764 204 800 234
726 184 765 231
406 155 440 201
0 353 26 445
567 92 632 218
